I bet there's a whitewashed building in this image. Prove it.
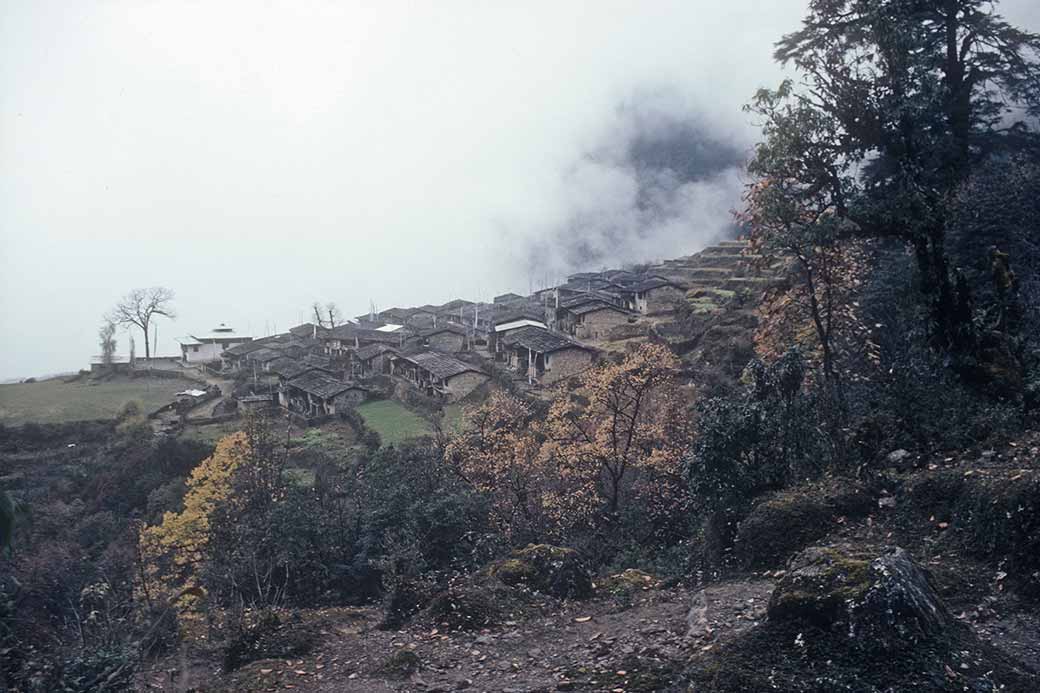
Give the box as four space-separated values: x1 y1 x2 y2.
177 324 252 364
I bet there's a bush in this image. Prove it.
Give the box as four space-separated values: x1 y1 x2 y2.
220 607 318 671
117 400 142 421
423 580 505 631
488 544 593 599
686 348 830 517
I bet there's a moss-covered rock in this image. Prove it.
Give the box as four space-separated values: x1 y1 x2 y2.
600 569 660 596
733 480 874 570
372 648 421 680
488 544 593 600
769 545 950 652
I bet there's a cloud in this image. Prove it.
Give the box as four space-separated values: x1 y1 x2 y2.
510 88 748 286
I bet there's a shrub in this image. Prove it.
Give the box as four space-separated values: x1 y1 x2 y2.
686 348 830 518
488 544 593 599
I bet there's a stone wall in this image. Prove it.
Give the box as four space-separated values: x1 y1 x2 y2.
332 388 367 412
444 371 490 400
542 347 593 384
575 309 631 339
427 331 466 353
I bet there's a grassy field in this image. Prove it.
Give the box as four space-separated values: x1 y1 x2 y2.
0 375 200 425
180 420 243 445
441 403 468 433
356 399 433 446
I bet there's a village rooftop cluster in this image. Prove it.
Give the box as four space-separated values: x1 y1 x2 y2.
168 262 698 420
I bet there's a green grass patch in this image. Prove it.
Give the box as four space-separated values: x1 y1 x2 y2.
0 376 201 425
356 399 433 446
180 421 242 445
441 403 468 433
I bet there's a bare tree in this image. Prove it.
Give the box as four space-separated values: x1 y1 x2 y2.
108 287 176 361
310 301 342 328
325 302 341 328
98 320 117 366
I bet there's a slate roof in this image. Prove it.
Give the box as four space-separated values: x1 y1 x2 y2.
568 302 632 317
630 277 685 293
301 354 333 369
245 347 285 363
289 323 328 339
422 323 468 337
223 340 269 357
560 291 624 309
269 357 327 381
437 299 475 314
501 326 592 354
355 343 397 361
287 371 366 399
402 351 484 380
492 308 545 326
494 292 526 304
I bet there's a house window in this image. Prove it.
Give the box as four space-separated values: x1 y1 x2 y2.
192 346 199 353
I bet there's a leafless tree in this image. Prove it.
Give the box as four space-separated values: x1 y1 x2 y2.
98 320 117 366
325 302 341 328
108 287 176 361
310 301 342 328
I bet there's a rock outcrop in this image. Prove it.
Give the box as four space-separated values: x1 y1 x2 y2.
769 545 950 651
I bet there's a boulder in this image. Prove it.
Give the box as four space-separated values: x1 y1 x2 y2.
769 545 950 652
733 480 874 570
488 544 593 599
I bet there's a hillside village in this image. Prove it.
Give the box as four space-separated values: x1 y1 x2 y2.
152 238 774 430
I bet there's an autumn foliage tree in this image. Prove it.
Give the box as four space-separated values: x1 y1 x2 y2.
139 431 250 607
444 393 545 541
541 343 693 540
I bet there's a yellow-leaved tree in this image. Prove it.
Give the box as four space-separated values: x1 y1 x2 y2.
541 343 693 535
138 431 250 607
444 392 546 540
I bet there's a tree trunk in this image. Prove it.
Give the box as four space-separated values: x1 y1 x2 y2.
142 319 151 360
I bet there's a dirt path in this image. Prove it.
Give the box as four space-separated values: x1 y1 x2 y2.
140 580 775 693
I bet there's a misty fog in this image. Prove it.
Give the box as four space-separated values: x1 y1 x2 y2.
3 0 1038 380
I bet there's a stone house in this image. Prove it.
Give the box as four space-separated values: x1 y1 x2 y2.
390 351 490 401
405 306 439 329
558 301 633 339
245 347 286 373
280 371 368 417
422 324 468 353
352 343 397 377
268 357 331 384
625 278 686 314
501 326 595 385
493 292 526 306
488 310 548 358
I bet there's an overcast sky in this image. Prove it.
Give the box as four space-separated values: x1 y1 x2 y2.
2 1 1038 380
